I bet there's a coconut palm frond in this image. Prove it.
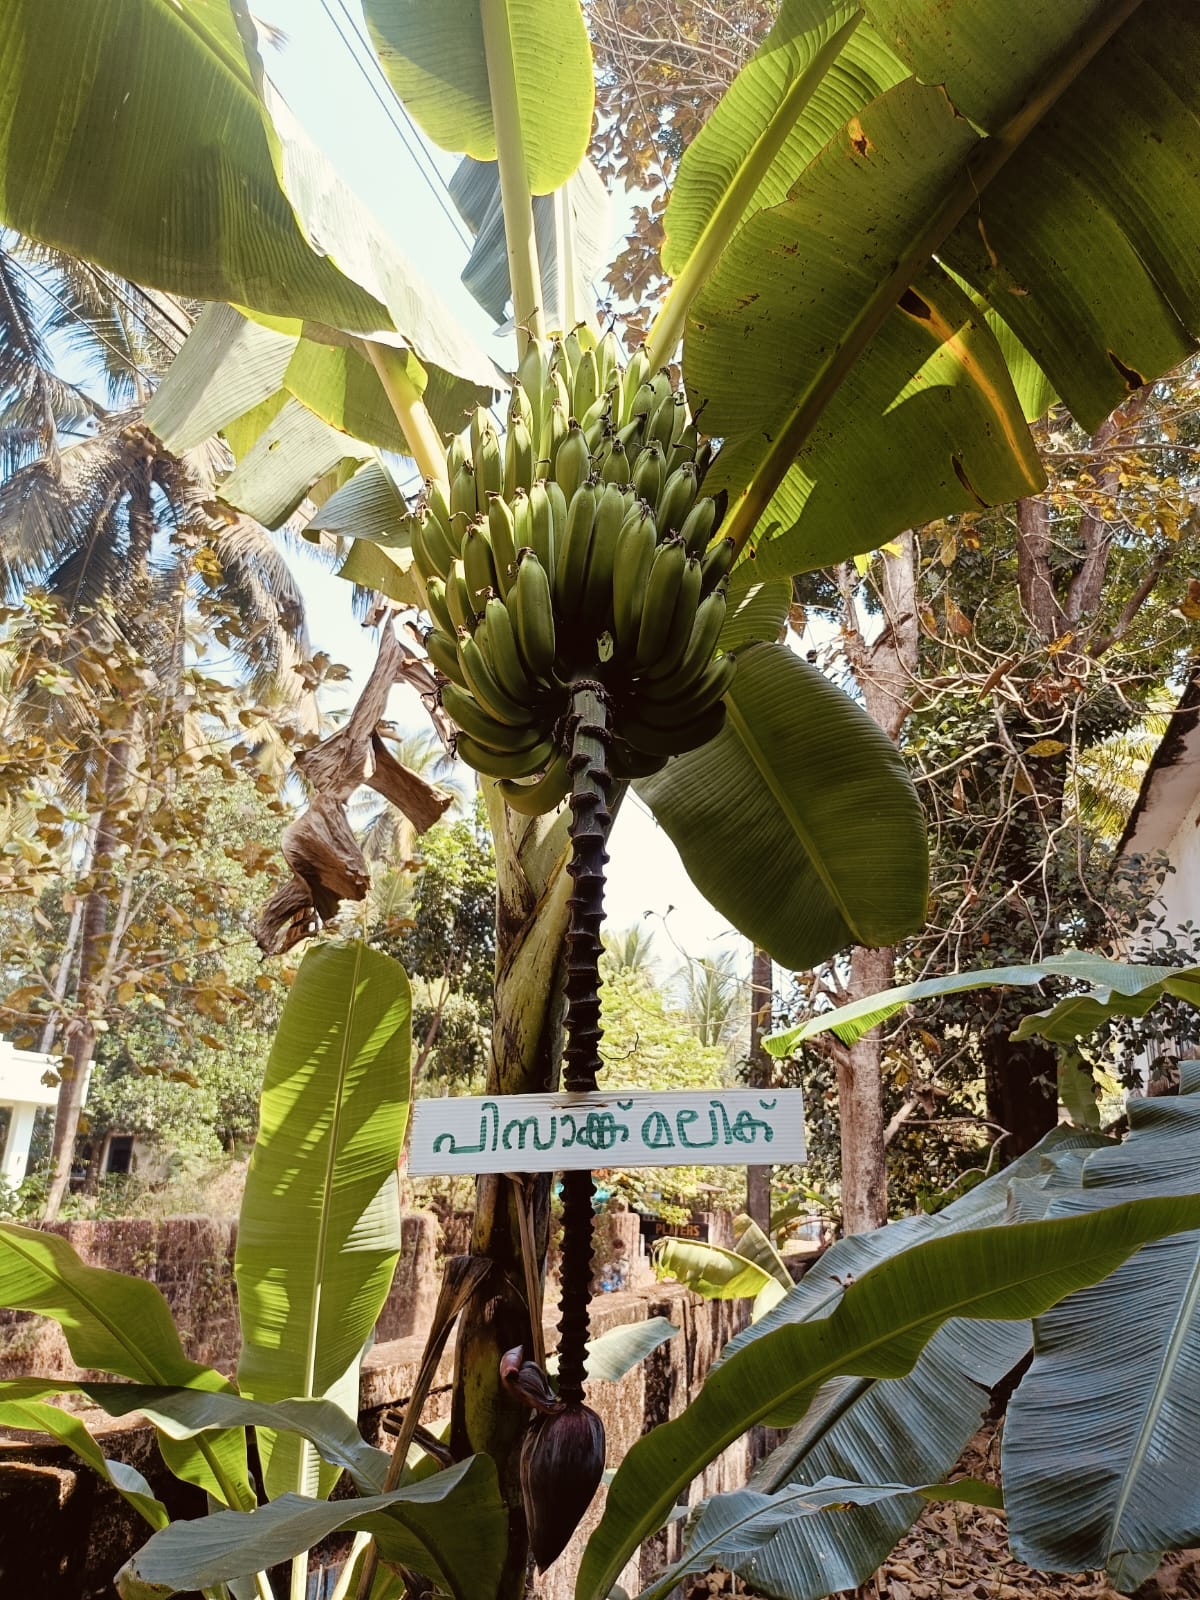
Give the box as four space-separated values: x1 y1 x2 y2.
0 245 98 466
602 922 658 977
1071 708 1174 840
16 239 184 399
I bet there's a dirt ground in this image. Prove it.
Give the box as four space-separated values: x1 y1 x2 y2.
683 1424 1200 1600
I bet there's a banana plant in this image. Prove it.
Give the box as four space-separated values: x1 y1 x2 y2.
588 1070 1200 1600
4 0 1200 1594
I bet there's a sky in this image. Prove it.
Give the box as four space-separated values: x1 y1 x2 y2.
249 0 747 963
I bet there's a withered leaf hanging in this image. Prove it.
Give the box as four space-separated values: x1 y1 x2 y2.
255 620 453 955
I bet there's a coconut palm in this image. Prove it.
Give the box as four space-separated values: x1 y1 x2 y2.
0 236 316 1217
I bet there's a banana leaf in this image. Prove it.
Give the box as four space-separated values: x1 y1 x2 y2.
766 951 1200 1057
634 1477 1002 1600
636 642 928 968
0 1378 393 1497
235 940 411 1502
685 1131 1100 1600
1004 1060 1200 1588
0 1393 168 1531
674 0 1200 573
577 1184 1200 1600
363 0 593 194
0 1 494 392
0 1223 252 1508
115 1454 506 1600
448 153 610 331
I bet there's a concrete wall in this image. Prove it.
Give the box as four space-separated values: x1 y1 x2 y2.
0 1215 773 1600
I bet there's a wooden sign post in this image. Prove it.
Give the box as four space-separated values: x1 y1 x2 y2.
408 1088 805 1177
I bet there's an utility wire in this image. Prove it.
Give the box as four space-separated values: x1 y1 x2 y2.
319 0 474 250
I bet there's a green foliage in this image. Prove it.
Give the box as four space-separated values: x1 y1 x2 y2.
236 941 411 1502
597 962 742 1214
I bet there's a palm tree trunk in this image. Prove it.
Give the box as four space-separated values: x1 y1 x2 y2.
41 751 125 1221
41 820 112 1219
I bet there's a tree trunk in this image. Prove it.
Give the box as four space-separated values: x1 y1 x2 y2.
745 946 773 1231
831 533 918 1233
42 889 107 1218
835 944 894 1233
42 766 122 1221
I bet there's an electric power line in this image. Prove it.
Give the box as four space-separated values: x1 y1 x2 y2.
319 0 474 251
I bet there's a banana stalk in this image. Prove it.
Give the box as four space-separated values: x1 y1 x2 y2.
557 682 614 1405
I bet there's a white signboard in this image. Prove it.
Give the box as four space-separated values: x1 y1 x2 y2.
407 1089 805 1177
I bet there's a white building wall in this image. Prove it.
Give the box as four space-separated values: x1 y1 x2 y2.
1150 783 1200 935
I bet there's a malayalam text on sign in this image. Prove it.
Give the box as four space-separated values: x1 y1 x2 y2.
407 1088 805 1176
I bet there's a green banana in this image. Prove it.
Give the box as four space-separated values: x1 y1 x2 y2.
656 462 699 535
572 346 599 419
462 522 499 611
648 369 673 408
504 413 534 499
441 681 528 750
595 330 622 402
497 752 572 815
553 420 591 502
580 483 627 637
475 424 503 506
512 550 557 684
528 482 556 578
635 536 687 668
425 627 468 687
631 437 666 508
411 516 442 584
679 495 718 557
602 440 632 485
644 554 702 680
700 537 736 597
414 507 460 581
621 700 727 758
424 478 455 547
510 380 534 439
543 403 568 479
457 632 535 727
518 339 550 431
619 348 651 425
609 738 667 781
450 460 477 535
425 576 456 637
446 559 475 633
637 651 737 724
629 382 657 422
455 728 557 780
612 502 658 653
481 596 535 705
446 432 468 480
555 481 598 626
647 392 683 453
655 589 727 698
487 494 519 599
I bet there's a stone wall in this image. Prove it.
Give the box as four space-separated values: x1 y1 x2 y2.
0 1212 442 1380
0 1209 773 1596
0 1279 776 1598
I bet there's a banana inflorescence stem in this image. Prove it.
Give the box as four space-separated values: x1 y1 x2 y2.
557 680 614 1406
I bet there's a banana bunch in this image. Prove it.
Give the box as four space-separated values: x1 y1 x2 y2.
410 326 737 814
